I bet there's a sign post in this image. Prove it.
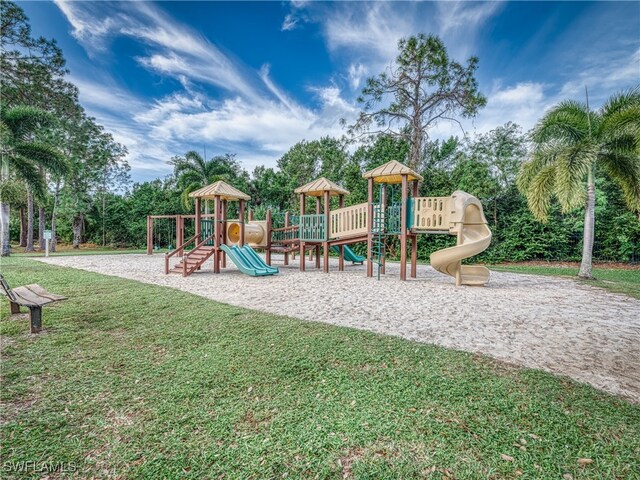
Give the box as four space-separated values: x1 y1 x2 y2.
44 230 52 257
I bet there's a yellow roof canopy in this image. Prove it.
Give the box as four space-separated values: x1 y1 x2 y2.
188 180 250 201
363 160 423 184
294 177 350 197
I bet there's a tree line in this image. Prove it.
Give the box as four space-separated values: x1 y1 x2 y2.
1 3 638 275
1 0 129 255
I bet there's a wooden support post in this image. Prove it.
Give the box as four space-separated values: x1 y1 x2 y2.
400 174 408 281
366 178 374 277
315 197 321 269
411 181 419 278
29 306 42 333
338 195 344 271
284 211 290 266
266 209 272 266
213 195 220 274
177 215 185 256
175 215 180 253
221 200 227 268
381 184 387 275
239 200 245 246
299 194 306 272
323 190 330 273
195 198 202 240
147 216 153 255
10 302 20 314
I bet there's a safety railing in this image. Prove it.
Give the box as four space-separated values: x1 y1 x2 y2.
271 225 299 243
385 203 402 234
411 197 451 231
164 233 198 274
201 219 214 245
299 214 326 242
329 202 369 240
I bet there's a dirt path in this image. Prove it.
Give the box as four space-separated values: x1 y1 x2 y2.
36 254 640 403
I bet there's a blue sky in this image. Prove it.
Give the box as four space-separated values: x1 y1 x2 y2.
20 1 640 182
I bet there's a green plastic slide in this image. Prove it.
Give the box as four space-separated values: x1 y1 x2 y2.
220 244 278 276
331 245 365 264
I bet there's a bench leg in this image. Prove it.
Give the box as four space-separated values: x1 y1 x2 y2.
10 301 20 314
28 306 42 333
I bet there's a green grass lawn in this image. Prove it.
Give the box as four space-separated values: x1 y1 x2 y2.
490 264 640 299
1 257 639 479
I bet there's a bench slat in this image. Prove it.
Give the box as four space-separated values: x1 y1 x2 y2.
24 284 67 301
11 287 55 307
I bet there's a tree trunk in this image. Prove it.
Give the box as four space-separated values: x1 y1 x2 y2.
102 193 106 247
0 202 10 256
50 180 61 252
19 207 27 247
578 171 595 279
72 213 83 248
38 206 46 250
25 190 35 252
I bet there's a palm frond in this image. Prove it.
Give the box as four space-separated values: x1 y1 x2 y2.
601 152 640 213
1 105 55 139
525 164 557 222
180 182 201 211
531 100 591 145
8 155 46 197
599 86 640 119
599 91 640 151
516 143 562 193
554 140 596 213
14 142 68 176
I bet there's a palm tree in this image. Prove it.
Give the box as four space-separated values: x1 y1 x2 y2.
168 151 234 212
0 105 67 256
517 87 640 278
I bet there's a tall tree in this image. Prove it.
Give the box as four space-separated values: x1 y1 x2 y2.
2 0 81 252
345 34 486 170
469 122 528 226
0 105 66 255
1 0 79 115
169 151 248 211
57 115 128 248
517 88 640 278
277 136 349 208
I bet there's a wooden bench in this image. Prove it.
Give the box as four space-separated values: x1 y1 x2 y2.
0 274 66 333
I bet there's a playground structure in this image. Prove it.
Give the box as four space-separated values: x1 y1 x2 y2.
147 160 492 285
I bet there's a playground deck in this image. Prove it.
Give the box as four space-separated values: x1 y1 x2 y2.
35 253 640 403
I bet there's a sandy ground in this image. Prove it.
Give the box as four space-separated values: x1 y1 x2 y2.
35 253 640 403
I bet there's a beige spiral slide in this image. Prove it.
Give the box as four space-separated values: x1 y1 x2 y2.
429 191 492 286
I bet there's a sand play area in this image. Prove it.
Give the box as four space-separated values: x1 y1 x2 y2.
36 254 640 402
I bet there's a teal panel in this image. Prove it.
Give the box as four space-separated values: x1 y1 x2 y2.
201 220 214 245
407 198 415 229
299 214 326 242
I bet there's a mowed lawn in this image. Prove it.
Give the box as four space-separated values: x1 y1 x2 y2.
490 263 640 300
1 258 639 479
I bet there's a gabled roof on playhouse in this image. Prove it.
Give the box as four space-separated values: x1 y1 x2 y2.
294 177 350 197
363 160 423 184
188 180 251 201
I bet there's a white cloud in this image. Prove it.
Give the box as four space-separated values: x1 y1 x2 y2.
281 14 299 31
559 48 640 104
55 1 259 100
259 64 305 115
53 0 119 51
143 85 356 156
436 2 503 35
322 2 414 61
347 63 368 90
